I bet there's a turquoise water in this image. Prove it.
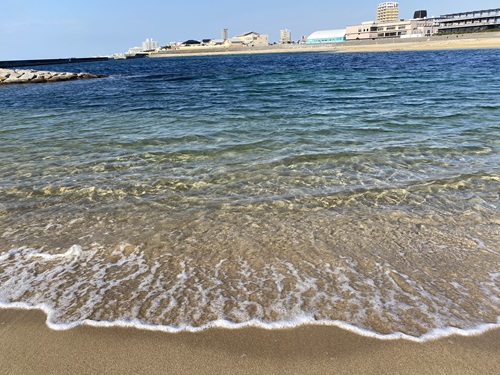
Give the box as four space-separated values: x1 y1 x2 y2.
0 50 499 338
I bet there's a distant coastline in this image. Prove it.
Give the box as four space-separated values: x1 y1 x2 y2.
148 31 500 58
1 31 499 70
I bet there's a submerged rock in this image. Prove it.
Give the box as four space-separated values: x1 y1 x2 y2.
0 68 105 85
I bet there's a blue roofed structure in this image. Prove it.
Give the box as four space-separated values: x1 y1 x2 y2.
306 29 346 44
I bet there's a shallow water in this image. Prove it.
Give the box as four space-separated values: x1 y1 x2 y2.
0 50 499 338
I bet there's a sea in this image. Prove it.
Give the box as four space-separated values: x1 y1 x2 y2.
0 49 499 341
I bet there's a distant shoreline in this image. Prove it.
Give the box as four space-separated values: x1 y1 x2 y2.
149 31 500 58
1 32 498 68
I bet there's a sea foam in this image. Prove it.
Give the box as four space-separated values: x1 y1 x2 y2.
0 302 499 343
1 242 499 342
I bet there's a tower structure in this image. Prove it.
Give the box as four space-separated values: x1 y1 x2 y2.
280 29 291 44
142 38 158 51
376 2 399 23
222 28 229 40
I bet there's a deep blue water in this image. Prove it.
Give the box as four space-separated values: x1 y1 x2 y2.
0 50 499 337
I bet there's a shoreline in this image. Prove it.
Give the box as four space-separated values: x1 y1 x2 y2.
2 303 499 342
1 308 499 374
148 32 500 58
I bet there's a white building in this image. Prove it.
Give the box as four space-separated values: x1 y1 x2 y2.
127 46 143 54
345 22 379 40
306 29 346 44
437 8 500 33
346 19 438 40
377 2 399 23
280 29 292 44
142 38 159 51
234 32 269 46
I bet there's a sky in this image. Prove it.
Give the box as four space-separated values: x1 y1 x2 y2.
0 0 497 60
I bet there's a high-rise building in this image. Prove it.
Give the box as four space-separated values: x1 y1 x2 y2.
280 29 291 44
142 38 159 51
222 28 229 40
376 2 399 23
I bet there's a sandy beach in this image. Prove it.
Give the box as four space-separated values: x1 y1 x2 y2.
335 34 500 53
1 308 499 375
148 32 500 58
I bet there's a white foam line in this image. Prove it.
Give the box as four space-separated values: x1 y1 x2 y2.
27 245 83 260
1 302 498 343
467 235 500 255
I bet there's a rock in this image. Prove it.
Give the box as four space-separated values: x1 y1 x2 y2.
47 75 67 82
19 72 37 81
35 74 50 82
3 75 24 83
0 68 105 85
0 69 11 79
29 76 46 83
77 72 100 79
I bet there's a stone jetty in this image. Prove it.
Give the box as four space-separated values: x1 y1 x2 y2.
0 68 104 85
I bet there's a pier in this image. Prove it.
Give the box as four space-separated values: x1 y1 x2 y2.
0 57 109 69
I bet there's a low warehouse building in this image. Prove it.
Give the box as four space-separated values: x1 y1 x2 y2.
306 29 346 44
234 32 269 46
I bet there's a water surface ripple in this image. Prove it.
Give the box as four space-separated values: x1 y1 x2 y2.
0 50 499 339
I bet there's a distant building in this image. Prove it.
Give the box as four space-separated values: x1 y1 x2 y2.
345 22 379 40
228 37 246 47
209 39 227 47
176 37 230 49
344 6 500 41
222 28 229 40
280 29 292 44
412 19 438 37
182 40 202 46
234 32 269 46
127 46 143 55
414 10 428 19
306 30 346 44
142 38 158 51
437 8 500 33
346 18 438 40
376 2 399 23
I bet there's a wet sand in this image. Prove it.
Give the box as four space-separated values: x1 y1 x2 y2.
1 308 499 375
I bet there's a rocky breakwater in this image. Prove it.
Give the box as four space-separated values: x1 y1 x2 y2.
0 68 104 85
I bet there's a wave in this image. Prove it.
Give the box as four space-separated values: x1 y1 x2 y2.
1 302 498 343
1 230 498 341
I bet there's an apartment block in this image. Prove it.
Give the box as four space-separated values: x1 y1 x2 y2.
376 2 399 23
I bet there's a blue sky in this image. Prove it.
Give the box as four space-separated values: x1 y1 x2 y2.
1 1 497 60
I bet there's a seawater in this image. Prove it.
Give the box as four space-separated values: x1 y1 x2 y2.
0 50 499 340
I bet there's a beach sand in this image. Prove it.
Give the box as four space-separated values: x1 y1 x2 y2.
1 308 499 374
335 36 500 53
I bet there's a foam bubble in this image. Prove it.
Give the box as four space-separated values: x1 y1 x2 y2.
0 212 498 341
27 245 83 260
